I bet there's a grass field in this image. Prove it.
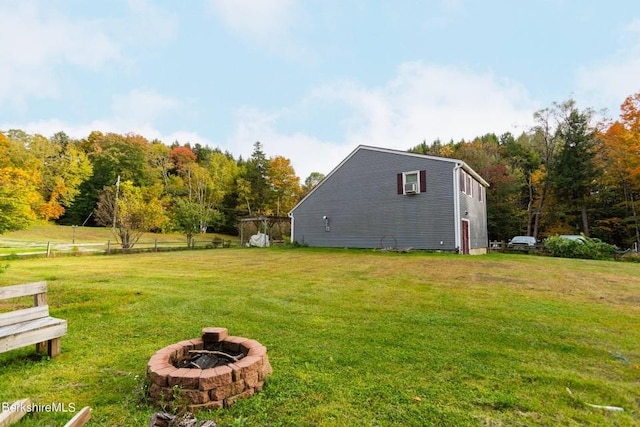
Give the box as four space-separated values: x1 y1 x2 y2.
0 230 639 426
0 223 238 256
0 223 192 243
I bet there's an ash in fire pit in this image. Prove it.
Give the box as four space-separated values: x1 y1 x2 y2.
174 343 244 370
147 327 272 411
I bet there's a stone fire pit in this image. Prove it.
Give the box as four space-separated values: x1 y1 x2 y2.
146 327 272 411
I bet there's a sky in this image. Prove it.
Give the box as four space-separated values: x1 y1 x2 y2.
1 0 639 180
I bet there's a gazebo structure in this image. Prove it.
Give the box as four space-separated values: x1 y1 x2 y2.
239 216 290 246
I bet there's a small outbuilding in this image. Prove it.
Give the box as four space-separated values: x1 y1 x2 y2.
288 145 489 254
239 216 290 246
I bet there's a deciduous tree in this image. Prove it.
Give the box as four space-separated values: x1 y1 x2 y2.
94 181 168 249
303 172 325 195
600 92 640 247
268 156 301 215
0 166 40 233
29 132 92 220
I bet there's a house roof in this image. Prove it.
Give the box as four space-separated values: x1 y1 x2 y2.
290 145 490 215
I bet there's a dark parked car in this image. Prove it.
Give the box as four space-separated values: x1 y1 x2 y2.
507 236 537 249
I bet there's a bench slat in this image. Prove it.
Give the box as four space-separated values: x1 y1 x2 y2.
0 318 67 353
0 305 50 328
0 316 65 337
0 281 47 300
0 398 31 426
63 406 91 427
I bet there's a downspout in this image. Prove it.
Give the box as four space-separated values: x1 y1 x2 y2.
288 211 294 243
453 163 462 252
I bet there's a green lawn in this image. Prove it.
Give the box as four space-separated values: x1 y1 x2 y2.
0 223 190 243
0 247 639 426
0 224 238 256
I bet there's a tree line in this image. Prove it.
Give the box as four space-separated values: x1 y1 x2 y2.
1 92 639 249
0 132 307 248
409 93 640 249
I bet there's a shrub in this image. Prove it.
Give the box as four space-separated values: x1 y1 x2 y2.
620 252 640 263
544 235 617 260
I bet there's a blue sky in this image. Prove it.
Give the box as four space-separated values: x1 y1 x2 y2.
1 0 639 179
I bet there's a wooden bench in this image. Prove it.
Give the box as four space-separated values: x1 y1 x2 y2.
0 281 67 358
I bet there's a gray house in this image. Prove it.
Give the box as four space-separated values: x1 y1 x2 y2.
289 145 490 254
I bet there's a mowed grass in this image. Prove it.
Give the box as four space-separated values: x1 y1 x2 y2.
0 247 639 426
0 222 195 244
0 223 238 256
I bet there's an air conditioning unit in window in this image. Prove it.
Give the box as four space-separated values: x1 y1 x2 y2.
404 183 418 194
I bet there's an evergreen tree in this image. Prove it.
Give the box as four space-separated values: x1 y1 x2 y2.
238 142 272 215
551 104 599 235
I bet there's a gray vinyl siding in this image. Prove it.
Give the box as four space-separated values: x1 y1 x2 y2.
458 178 489 250
291 149 458 250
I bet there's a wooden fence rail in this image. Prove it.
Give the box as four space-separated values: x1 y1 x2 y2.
0 237 235 259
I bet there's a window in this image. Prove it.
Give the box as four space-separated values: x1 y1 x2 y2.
460 170 467 194
404 172 419 194
459 170 474 197
397 170 426 195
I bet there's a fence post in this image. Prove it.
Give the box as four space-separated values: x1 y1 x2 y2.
154 239 158 252
107 240 110 255
46 242 51 258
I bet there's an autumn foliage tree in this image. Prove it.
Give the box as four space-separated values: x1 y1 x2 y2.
30 132 93 220
0 133 38 232
94 180 168 249
408 95 640 248
600 92 640 247
268 155 301 215
0 166 40 233
2 92 639 249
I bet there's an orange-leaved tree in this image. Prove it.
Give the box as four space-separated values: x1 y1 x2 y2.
600 92 640 246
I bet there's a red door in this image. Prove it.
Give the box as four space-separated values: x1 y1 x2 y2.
461 220 470 254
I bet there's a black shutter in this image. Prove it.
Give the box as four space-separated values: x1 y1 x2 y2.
419 170 427 193
397 173 403 194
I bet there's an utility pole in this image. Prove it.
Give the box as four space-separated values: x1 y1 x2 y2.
113 175 120 230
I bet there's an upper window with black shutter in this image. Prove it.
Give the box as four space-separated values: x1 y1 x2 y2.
397 170 426 195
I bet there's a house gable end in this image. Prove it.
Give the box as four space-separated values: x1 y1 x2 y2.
290 145 487 216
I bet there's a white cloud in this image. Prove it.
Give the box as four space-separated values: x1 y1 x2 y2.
440 0 465 14
225 106 348 179
122 0 178 45
226 62 538 179
0 1 179 108
0 3 120 68
208 0 295 38
311 62 537 147
207 0 313 61
2 88 207 149
5 117 219 160
0 2 122 105
111 89 183 127
575 19 640 115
